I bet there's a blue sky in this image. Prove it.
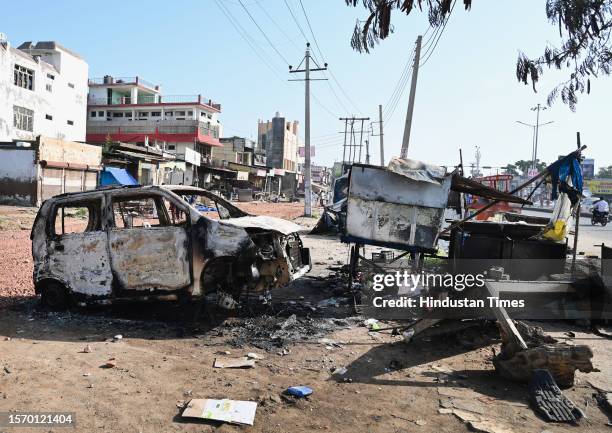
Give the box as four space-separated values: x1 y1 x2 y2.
4 0 611 172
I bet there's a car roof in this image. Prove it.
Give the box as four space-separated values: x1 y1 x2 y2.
44 185 164 202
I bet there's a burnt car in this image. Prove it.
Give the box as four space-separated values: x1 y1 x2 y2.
30 185 311 310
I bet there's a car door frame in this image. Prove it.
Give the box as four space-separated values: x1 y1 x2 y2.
105 188 194 298
45 193 113 299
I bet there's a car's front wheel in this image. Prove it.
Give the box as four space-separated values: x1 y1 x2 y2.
40 281 70 310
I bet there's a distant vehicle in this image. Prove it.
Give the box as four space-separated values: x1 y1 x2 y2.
591 211 608 226
30 185 311 310
467 174 520 220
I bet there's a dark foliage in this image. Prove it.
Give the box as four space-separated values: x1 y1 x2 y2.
345 0 612 110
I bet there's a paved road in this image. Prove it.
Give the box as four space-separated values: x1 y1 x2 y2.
523 209 611 256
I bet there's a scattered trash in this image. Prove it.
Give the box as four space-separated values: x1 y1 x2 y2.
402 329 415 343
246 352 264 360
286 386 313 398
3 366 11 374
529 369 584 423
364 318 380 330
213 357 255 369
216 350 231 355
100 359 116 369
183 390 193 397
181 399 257 426
83 373 91 377
112 335 123 342
331 367 348 376
468 420 514 433
438 407 481 423
81 344 93 353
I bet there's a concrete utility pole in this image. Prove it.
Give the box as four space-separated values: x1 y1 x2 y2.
400 35 422 159
289 43 327 217
378 104 384 166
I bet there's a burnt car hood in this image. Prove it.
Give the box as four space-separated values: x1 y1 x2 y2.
218 215 304 235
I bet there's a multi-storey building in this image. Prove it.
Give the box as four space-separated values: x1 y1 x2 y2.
0 36 89 142
257 112 299 171
85 75 222 186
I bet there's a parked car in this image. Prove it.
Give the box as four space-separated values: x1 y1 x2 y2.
30 185 311 310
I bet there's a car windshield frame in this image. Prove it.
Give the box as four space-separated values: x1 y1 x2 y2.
163 186 249 219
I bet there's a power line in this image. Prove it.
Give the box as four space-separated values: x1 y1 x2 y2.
238 0 291 65
256 1 302 52
296 0 364 115
215 0 287 83
420 0 456 67
283 0 309 43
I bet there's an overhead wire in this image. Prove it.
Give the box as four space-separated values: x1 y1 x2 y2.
295 0 364 115
237 0 291 66
420 0 456 67
214 0 287 83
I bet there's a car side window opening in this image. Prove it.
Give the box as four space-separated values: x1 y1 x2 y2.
53 201 102 236
112 196 170 229
163 198 189 226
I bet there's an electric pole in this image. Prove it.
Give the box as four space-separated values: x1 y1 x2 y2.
378 104 384 166
531 103 546 169
516 104 553 174
340 116 370 167
289 43 327 217
400 35 422 159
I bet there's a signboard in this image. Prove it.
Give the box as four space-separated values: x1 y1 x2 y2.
586 179 612 195
237 171 249 181
184 147 201 166
256 169 267 177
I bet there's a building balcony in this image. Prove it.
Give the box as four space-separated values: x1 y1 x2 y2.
86 119 221 146
87 94 221 111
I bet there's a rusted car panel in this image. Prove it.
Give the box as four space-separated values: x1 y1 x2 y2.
345 163 451 251
31 185 311 309
109 227 191 291
48 231 113 296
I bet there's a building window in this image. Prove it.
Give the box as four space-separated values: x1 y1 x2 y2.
151 111 161 117
98 111 104 117
165 111 173 117
67 82 75 89
138 112 149 117
46 73 55 80
45 83 52 92
112 112 124 118
187 111 193 116
177 111 186 116
13 106 34 131
167 144 176 150
14 65 34 90
45 114 53 120
91 111 97 118
67 120 74 126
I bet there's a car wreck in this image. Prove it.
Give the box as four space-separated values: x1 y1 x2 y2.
30 185 311 310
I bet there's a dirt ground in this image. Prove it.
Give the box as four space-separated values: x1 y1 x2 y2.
1 204 611 433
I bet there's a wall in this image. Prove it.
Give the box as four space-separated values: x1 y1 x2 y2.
39 136 101 165
0 41 88 143
0 148 37 205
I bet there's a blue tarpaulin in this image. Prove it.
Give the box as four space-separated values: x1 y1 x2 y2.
100 167 138 186
548 154 583 203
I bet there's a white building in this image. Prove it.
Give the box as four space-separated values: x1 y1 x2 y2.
0 35 88 142
86 75 223 186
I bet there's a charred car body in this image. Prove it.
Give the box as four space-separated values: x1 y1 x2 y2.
30 185 311 310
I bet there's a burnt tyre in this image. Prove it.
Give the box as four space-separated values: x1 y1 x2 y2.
40 281 70 310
